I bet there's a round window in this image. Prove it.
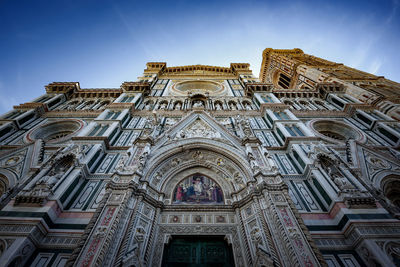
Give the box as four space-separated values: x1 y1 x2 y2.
309 119 366 143
25 119 84 144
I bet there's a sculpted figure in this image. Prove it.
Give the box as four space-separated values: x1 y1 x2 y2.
248 152 260 172
331 173 354 190
164 118 177 131
170 158 181 167
234 172 243 184
138 152 148 171
116 154 129 172
143 117 155 137
79 145 91 160
240 118 253 137
36 166 66 188
153 172 162 185
144 102 152 110
193 100 203 108
174 102 182 110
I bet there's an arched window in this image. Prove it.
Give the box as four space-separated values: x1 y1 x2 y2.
278 73 291 89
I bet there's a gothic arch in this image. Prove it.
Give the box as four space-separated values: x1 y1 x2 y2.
372 170 400 189
149 154 247 202
271 69 280 88
144 139 253 203
271 69 291 89
53 154 75 169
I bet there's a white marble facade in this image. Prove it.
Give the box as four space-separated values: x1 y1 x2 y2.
0 53 400 266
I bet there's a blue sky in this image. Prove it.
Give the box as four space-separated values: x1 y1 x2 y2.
0 0 399 114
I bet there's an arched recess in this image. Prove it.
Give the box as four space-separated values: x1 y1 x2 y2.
0 169 18 192
372 170 399 190
143 139 253 205
0 238 7 257
0 175 9 197
308 119 367 144
380 174 400 208
167 168 227 204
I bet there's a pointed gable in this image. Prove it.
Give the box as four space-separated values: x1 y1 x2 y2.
153 110 243 151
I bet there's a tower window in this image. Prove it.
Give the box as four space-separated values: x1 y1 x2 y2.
278 73 291 89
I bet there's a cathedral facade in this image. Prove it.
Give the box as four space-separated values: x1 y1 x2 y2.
0 48 400 266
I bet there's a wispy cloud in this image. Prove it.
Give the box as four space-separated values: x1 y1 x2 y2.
368 59 384 75
386 0 399 24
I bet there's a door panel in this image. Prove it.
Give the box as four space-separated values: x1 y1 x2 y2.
161 236 234 267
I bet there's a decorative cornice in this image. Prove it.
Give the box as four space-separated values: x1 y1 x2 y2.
161 64 235 76
45 82 79 94
291 110 348 118
44 110 102 118
106 102 135 111
260 103 289 113
13 102 47 111
245 82 274 97
71 89 121 99
121 81 151 94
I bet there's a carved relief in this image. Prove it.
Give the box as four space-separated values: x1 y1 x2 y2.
15 154 75 205
175 119 221 139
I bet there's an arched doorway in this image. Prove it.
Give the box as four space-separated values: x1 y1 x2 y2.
143 139 252 266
